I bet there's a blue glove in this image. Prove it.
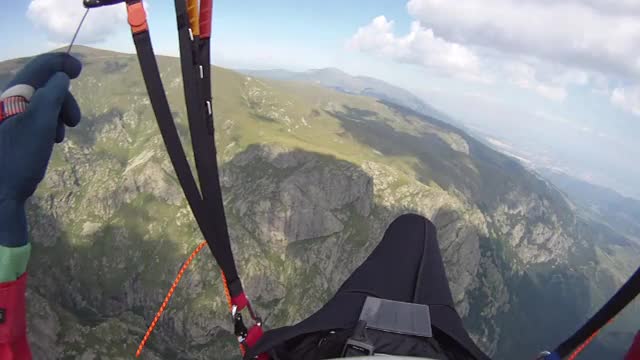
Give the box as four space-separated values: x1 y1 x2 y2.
0 53 82 248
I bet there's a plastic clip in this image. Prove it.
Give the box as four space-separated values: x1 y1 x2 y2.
127 1 148 34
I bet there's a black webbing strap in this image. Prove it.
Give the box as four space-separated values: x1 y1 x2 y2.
199 40 214 136
198 0 214 139
128 0 242 296
130 30 205 228
554 265 640 357
173 0 242 296
174 0 215 202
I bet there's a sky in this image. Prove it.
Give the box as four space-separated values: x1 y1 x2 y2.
2 0 640 198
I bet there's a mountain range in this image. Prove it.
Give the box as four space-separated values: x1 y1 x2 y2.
0 46 637 359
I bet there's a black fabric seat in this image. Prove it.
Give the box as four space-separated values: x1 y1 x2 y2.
245 214 491 360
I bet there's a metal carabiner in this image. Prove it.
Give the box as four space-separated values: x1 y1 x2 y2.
231 304 263 344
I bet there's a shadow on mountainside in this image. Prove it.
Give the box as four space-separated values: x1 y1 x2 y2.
24 141 619 359
327 102 573 223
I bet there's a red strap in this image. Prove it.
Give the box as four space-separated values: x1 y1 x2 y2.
625 331 640 360
245 324 263 348
0 333 31 360
232 292 248 311
0 96 28 124
0 273 28 346
199 0 213 38
245 325 269 359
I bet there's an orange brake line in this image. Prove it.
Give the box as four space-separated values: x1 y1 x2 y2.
136 241 208 357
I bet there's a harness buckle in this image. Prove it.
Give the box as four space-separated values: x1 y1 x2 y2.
231 304 263 346
341 320 375 357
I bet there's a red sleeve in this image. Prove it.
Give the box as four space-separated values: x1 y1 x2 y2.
0 273 31 360
626 331 640 360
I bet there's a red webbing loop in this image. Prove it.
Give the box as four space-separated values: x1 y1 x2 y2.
199 0 213 39
245 325 264 348
232 292 249 311
0 96 28 124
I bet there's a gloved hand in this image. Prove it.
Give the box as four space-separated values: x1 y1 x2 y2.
0 52 82 251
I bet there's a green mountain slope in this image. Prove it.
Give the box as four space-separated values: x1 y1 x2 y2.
0 46 637 359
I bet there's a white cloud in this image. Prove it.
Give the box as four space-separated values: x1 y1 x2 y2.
27 0 127 44
504 62 592 101
506 63 567 101
580 0 640 15
348 16 488 82
611 86 640 116
406 0 640 79
348 1 640 101
555 69 590 87
534 110 571 124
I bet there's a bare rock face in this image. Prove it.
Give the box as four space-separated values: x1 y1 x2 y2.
122 154 183 205
434 209 483 317
225 145 373 250
492 190 572 264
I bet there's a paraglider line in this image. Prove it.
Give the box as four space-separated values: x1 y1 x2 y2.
67 8 90 54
